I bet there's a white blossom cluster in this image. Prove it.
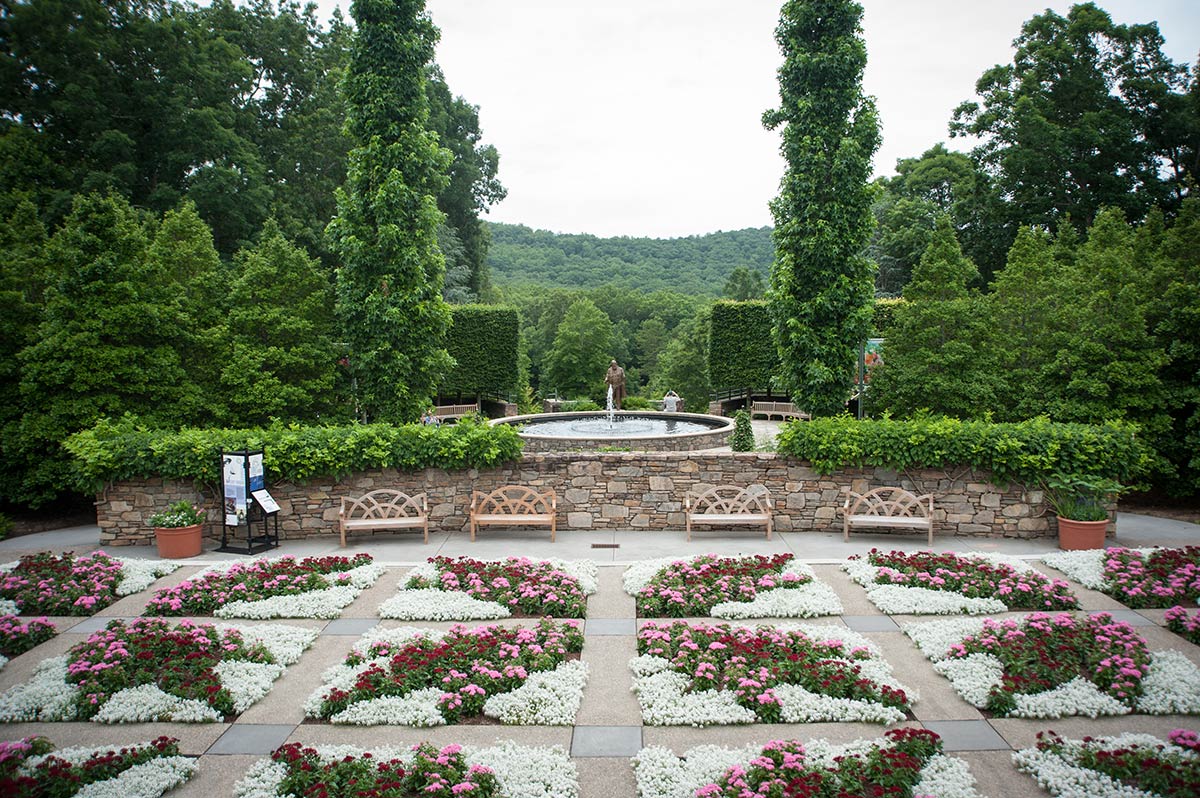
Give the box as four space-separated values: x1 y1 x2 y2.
377 587 511 620
482 659 588 724
1012 732 1190 798
234 740 579 798
1041 548 1158 590
203 561 386 619
633 738 981 798
113 558 182 596
843 556 1009 615
18 744 196 798
0 654 8 671
0 598 17 615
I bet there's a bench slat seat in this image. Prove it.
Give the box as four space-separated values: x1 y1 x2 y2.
685 485 773 541
842 487 934 545
469 485 557 542
339 489 428 546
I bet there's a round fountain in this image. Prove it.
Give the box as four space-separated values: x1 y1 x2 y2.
494 410 735 452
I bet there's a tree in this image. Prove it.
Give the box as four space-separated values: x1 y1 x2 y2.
215 221 342 425
652 306 712 415
764 0 880 416
542 298 613 398
951 3 1194 233
327 0 453 423
722 266 766 300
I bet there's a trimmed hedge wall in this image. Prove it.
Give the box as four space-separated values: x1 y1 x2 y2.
777 416 1151 487
708 300 778 391
64 417 525 491
440 305 519 397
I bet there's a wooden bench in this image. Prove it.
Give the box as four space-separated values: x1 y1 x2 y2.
750 401 810 421
842 487 934 545
338 489 428 547
685 484 773 542
469 485 557 542
435 403 480 422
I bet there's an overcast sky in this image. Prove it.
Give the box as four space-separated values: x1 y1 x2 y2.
314 0 1199 239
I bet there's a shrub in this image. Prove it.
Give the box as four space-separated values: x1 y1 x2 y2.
708 300 776 392
440 305 520 398
560 399 601 412
622 396 652 411
730 410 755 451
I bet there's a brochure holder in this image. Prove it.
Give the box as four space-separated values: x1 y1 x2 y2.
218 449 279 554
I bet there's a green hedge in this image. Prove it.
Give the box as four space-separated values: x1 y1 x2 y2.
440 305 519 397
64 416 525 492
776 416 1152 487
708 300 778 390
872 297 904 336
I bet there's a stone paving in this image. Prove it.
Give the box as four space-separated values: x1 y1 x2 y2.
0 515 1197 797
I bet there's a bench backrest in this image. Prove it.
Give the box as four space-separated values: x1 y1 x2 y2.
471 485 556 515
843 487 932 518
341 490 426 520
687 484 772 514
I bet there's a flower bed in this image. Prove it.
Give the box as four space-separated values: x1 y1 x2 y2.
1165 605 1200 645
0 552 178 616
633 728 980 798
0 735 195 798
0 615 56 670
378 556 597 620
632 620 913 726
144 554 386 619
0 617 316 722
304 620 586 725
623 554 842 619
1043 547 1200 608
844 549 1078 615
1013 729 1200 798
905 612 1200 718
236 740 578 798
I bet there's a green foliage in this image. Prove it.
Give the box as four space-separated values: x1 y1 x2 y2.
487 223 773 295
765 0 880 417
560 399 601 412
542 298 613 398
871 298 903 336
777 416 1151 488
1043 474 1123 521
708 301 777 391
328 0 454 423
622 395 652 411
722 266 766 300
0 512 10 541
730 410 756 451
64 416 525 493
903 215 977 302
440 305 519 398
147 500 205 529
651 306 712 416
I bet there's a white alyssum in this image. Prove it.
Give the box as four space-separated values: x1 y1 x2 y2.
327 688 447 726
207 561 386 619
1012 733 1188 798
633 738 981 798
932 654 1004 708
92 684 221 723
17 744 196 798
903 617 988 661
483 659 588 724
114 558 182 595
843 555 1009 615
234 741 578 798
0 656 79 721
1134 649 1200 714
0 654 8 671
1041 548 1158 590
0 598 21 615
377 587 510 620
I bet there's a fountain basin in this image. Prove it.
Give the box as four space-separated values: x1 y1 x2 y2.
495 411 734 452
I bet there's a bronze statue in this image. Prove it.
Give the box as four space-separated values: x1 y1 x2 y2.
604 359 626 410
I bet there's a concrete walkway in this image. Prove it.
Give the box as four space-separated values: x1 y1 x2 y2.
0 514 1196 797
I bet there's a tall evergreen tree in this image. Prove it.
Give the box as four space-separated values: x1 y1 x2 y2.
327 0 453 422
543 298 613 399
764 0 880 416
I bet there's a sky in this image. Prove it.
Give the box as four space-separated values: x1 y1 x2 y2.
313 0 1199 239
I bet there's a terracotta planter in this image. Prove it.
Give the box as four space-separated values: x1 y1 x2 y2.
154 524 203 559
1056 516 1108 551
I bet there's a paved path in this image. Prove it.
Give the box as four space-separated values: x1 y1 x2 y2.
0 515 1196 797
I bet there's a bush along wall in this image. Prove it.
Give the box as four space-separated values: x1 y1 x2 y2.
439 305 520 398
708 300 778 392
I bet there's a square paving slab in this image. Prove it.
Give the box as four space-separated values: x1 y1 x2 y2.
208 723 296 755
921 720 1010 751
571 725 643 757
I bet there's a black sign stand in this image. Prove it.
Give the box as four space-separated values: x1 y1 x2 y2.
218 449 279 555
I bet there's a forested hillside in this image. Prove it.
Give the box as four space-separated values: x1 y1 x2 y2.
486 223 773 294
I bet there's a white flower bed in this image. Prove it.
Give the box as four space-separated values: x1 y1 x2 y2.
1012 732 1194 798
19 743 196 798
844 553 1036 615
235 740 579 798
631 623 913 726
1041 548 1158 590
190 561 386 619
633 737 980 798
0 597 20 615
0 623 316 722
904 615 1200 718
114 558 182 595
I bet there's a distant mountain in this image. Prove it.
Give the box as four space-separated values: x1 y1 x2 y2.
485 222 774 295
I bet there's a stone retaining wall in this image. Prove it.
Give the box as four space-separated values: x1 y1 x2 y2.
97 452 1093 547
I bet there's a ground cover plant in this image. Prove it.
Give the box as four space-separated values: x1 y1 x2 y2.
905 612 1200 718
1165 605 1200 645
0 735 196 798
1013 729 1200 798
235 740 579 798
845 549 1078 614
623 553 842 619
0 617 316 722
632 620 913 725
378 556 597 620
633 728 980 798
0 615 56 669
0 551 178 616
1044 546 1200 608
305 620 586 725
144 553 385 619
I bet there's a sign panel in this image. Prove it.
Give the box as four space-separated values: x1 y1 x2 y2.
251 489 279 514
223 454 247 526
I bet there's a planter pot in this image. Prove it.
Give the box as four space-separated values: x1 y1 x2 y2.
154 524 204 559
1056 516 1108 551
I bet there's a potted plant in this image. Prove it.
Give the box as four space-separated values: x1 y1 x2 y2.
1044 475 1122 551
147 501 206 559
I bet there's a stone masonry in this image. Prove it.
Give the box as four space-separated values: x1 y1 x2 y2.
96 452 1090 547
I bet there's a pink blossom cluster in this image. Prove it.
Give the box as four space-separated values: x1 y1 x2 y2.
637 554 808 617
0 551 125 616
271 741 498 797
1103 547 1200 608
406 556 588 617
0 614 56 659
1165 605 1200 645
